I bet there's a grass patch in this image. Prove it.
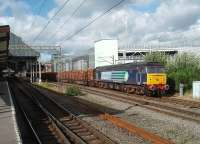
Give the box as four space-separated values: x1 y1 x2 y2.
65 85 83 96
41 82 50 88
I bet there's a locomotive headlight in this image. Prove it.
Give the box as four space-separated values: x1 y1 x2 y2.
165 85 169 90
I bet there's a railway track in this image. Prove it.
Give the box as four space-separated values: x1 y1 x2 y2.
14 79 116 144
32 82 175 144
89 88 200 108
161 97 200 108
50 82 200 108
100 113 174 144
46 82 200 123
9 84 39 144
9 81 68 144
81 87 200 123
127 93 200 108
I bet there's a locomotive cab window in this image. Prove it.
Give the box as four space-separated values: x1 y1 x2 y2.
147 67 165 73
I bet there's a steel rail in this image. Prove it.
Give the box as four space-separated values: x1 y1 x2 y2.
11 81 71 144
16 81 87 144
50 82 200 108
20 80 116 144
82 87 200 123
45 82 200 123
100 113 174 144
9 82 42 144
34 82 177 144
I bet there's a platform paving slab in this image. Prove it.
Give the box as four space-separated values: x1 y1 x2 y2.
0 81 20 144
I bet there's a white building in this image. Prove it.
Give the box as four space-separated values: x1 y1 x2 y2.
61 41 200 71
66 39 118 70
94 39 118 68
117 44 200 64
72 55 88 70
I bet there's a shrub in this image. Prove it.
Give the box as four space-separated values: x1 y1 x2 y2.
144 52 168 65
65 85 82 96
167 53 200 91
145 52 200 92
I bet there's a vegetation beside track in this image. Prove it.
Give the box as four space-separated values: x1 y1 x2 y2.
34 82 62 93
145 52 200 92
35 82 83 96
65 85 83 96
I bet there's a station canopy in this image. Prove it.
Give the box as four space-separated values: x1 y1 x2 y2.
9 44 40 57
0 25 10 71
9 33 39 57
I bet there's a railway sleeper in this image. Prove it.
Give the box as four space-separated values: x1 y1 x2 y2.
73 128 89 133
64 122 80 127
77 131 93 136
82 135 98 141
68 125 84 130
20 80 117 144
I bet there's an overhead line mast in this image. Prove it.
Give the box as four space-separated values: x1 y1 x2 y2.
59 0 126 45
33 0 71 42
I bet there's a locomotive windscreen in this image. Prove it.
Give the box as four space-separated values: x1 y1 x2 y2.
147 66 165 73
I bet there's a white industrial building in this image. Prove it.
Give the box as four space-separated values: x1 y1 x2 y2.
117 44 200 64
58 40 200 71
72 55 88 70
94 39 118 67
68 39 119 70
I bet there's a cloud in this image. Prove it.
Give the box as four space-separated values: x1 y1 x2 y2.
58 0 200 51
1 0 200 54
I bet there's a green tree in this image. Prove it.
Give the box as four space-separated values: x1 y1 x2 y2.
145 52 200 92
144 52 168 65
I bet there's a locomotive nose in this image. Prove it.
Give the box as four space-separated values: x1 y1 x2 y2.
147 73 167 85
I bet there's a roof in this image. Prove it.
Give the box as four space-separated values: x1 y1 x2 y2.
94 39 118 43
8 33 40 57
95 62 164 71
9 45 40 57
0 25 10 71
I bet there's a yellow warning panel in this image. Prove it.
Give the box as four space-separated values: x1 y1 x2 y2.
147 73 167 85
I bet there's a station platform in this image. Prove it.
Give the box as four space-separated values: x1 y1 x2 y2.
0 81 20 144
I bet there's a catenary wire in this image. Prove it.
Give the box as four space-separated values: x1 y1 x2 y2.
33 0 71 42
30 0 47 31
48 0 87 41
59 0 125 45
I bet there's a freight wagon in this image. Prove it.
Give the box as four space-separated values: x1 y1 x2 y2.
43 62 169 96
41 72 57 82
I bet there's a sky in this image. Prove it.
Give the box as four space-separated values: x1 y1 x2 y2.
0 0 200 54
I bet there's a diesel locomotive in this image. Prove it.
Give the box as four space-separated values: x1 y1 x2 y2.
94 62 169 96
43 62 169 96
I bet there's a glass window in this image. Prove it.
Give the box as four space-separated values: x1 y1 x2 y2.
147 66 165 73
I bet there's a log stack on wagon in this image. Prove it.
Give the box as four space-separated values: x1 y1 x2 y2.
55 70 95 85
